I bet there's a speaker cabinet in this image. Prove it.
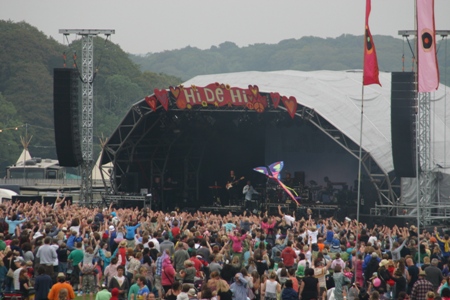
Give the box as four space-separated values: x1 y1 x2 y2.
391 72 417 178
53 68 83 167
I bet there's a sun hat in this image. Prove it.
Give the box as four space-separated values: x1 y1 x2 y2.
188 289 196 297
379 259 389 267
33 232 44 240
14 257 24 263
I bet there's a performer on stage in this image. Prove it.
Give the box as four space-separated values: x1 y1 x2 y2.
163 177 177 211
282 172 294 202
226 170 242 205
226 170 237 205
283 172 294 187
151 176 162 211
242 180 259 211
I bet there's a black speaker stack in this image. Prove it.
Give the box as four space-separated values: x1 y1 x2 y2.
53 68 83 167
391 72 417 178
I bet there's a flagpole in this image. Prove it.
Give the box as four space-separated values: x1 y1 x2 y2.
414 0 421 266
356 87 364 229
354 51 365 289
355 0 370 271
356 0 380 261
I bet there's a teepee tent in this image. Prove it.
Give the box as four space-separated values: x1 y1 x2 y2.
16 135 32 165
92 135 113 181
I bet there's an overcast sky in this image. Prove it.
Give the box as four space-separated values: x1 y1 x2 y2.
2 0 450 55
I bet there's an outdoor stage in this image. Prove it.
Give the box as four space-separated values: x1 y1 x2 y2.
100 71 410 219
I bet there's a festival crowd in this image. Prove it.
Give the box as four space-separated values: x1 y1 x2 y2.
0 199 449 300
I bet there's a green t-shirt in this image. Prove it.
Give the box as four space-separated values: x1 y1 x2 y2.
128 283 140 300
0 240 6 251
68 249 84 266
96 289 112 300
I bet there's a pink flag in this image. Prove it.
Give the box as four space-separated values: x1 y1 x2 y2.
417 0 439 92
363 0 381 86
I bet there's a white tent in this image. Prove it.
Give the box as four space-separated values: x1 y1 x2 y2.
92 151 113 181
15 148 32 165
183 70 450 175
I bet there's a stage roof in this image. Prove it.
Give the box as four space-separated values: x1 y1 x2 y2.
183 70 450 175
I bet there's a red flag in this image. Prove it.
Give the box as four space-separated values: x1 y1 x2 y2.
417 0 439 92
363 0 381 86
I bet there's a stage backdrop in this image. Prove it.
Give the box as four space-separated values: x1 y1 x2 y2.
265 125 358 190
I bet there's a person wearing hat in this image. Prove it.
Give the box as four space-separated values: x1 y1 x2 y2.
410 270 434 300
13 257 25 292
112 240 128 267
377 259 391 296
47 273 75 300
187 288 198 300
108 225 118 253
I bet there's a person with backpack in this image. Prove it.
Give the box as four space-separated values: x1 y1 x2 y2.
295 253 308 279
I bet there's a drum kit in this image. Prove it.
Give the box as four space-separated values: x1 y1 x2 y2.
209 184 222 206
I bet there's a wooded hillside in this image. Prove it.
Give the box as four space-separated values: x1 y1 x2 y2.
130 34 450 88
0 21 180 175
1 20 449 176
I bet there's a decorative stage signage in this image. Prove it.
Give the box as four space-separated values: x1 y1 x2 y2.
147 83 299 118
170 83 268 113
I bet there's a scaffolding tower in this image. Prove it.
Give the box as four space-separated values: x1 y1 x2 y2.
59 29 115 206
387 30 450 225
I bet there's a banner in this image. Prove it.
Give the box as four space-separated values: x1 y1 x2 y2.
170 83 268 112
363 0 381 86
149 83 299 118
417 0 439 92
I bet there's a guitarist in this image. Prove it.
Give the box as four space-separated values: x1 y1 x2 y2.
226 170 240 206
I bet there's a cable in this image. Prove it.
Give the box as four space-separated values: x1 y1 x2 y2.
445 36 448 170
92 35 111 83
0 123 54 133
402 37 405 72
405 36 415 72
63 34 84 83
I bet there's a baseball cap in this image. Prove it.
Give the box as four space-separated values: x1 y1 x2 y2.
14 257 24 263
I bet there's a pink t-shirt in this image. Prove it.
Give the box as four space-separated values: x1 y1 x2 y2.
229 235 246 253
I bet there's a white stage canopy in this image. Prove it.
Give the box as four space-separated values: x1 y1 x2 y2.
184 70 450 176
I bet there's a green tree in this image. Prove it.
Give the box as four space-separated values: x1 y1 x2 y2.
0 93 22 176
